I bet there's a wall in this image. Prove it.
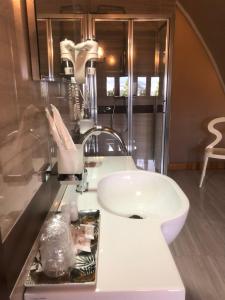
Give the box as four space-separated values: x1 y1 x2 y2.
0 0 50 239
0 1 61 297
169 7 225 166
178 0 225 89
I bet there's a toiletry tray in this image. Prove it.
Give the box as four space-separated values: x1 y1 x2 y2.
24 210 100 287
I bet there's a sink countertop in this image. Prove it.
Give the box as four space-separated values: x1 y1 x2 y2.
25 156 185 300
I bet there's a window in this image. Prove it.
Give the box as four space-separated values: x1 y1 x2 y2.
150 76 160 96
136 159 145 169
119 76 128 97
137 77 146 96
147 160 155 171
106 77 115 96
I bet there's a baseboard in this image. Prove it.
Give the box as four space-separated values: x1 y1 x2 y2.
168 161 225 170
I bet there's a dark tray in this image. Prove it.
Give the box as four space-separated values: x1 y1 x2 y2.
24 210 100 287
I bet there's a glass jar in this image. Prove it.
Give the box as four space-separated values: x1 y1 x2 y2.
40 215 74 278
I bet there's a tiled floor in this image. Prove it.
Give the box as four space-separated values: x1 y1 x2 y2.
169 169 225 300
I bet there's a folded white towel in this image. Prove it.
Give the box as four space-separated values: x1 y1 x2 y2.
51 104 76 150
45 106 84 174
45 108 63 148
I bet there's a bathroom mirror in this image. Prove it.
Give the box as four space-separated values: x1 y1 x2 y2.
26 0 174 173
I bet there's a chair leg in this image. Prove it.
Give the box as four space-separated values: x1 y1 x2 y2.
199 155 209 188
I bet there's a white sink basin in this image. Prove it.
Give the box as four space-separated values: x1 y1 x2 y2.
97 170 189 244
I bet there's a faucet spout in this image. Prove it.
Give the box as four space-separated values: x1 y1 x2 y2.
78 126 128 154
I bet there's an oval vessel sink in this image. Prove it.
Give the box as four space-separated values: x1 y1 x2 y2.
97 170 189 244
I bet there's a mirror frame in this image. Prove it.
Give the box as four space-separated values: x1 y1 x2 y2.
26 0 41 80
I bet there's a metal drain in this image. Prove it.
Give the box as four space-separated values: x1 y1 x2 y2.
129 215 143 219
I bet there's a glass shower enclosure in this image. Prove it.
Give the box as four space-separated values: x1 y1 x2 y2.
90 15 170 173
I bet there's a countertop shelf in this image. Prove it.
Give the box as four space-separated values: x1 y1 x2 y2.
25 156 185 300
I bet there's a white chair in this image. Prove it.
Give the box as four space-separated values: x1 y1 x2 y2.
199 117 225 188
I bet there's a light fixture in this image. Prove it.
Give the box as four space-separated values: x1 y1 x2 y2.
98 46 104 59
107 55 116 66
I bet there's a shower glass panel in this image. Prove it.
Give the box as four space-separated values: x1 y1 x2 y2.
154 23 168 172
132 21 155 170
94 20 129 155
133 20 167 172
36 17 85 140
50 20 83 137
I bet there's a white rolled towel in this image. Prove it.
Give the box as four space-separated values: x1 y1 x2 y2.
45 107 84 174
51 104 76 150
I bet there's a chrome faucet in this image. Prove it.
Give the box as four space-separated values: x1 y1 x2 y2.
78 125 128 155
74 125 128 193
58 126 127 192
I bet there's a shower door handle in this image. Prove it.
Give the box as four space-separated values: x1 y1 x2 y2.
162 100 167 113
